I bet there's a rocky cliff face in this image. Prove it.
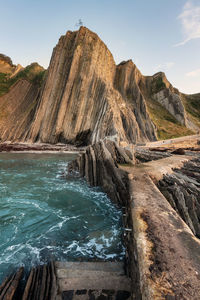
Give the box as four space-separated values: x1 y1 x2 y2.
0 27 199 144
0 79 40 142
143 72 199 131
26 27 156 145
149 72 187 125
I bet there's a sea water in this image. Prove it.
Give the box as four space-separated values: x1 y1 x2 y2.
0 153 124 282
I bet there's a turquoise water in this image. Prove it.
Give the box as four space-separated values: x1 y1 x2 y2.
0 153 124 282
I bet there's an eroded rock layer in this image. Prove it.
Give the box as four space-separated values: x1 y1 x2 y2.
68 140 134 205
158 158 200 238
0 79 40 142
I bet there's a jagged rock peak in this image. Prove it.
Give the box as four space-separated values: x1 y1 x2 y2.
27 26 156 145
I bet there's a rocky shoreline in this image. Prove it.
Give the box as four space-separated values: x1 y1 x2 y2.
68 139 200 299
1 137 200 299
0 142 84 153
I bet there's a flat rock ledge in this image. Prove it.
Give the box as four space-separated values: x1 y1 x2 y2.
0 142 84 152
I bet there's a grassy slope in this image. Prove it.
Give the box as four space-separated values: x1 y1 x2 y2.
146 97 194 140
182 93 200 127
141 75 195 140
0 63 46 96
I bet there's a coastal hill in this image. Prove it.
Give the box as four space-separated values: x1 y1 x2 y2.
0 27 199 144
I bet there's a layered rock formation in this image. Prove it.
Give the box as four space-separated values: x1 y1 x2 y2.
0 27 200 144
68 140 134 205
69 142 200 299
143 71 199 132
149 72 187 125
0 79 40 141
26 27 156 145
158 158 200 238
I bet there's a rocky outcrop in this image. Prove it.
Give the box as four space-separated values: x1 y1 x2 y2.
0 53 23 75
68 140 134 205
144 72 198 130
0 262 57 300
115 60 156 141
68 140 142 299
135 148 172 162
26 27 156 145
0 27 199 144
150 72 187 124
0 79 40 142
158 158 200 238
0 267 24 300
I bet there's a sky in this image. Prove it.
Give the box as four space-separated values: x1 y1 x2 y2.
0 0 199 94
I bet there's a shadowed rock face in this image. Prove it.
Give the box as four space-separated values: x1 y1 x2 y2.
0 79 40 142
68 140 134 205
26 27 157 145
115 60 156 141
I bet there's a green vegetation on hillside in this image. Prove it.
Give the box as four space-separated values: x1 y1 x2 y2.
151 76 166 94
182 93 200 127
0 73 10 95
0 63 46 96
146 97 194 140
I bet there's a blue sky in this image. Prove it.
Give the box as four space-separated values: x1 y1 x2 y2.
0 0 199 94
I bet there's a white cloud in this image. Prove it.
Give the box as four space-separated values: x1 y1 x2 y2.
154 62 175 72
175 0 200 46
186 68 200 77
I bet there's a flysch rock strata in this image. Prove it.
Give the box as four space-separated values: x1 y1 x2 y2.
26 27 156 145
0 79 40 142
68 139 134 205
158 157 200 238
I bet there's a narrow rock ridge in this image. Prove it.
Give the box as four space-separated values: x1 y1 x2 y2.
68 139 134 205
26 27 157 145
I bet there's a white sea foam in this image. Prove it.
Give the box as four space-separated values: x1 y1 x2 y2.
0 153 124 283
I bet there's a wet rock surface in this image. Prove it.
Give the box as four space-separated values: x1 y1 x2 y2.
68 140 134 206
0 267 24 300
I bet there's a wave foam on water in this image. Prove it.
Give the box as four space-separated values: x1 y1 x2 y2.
0 153 124 282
